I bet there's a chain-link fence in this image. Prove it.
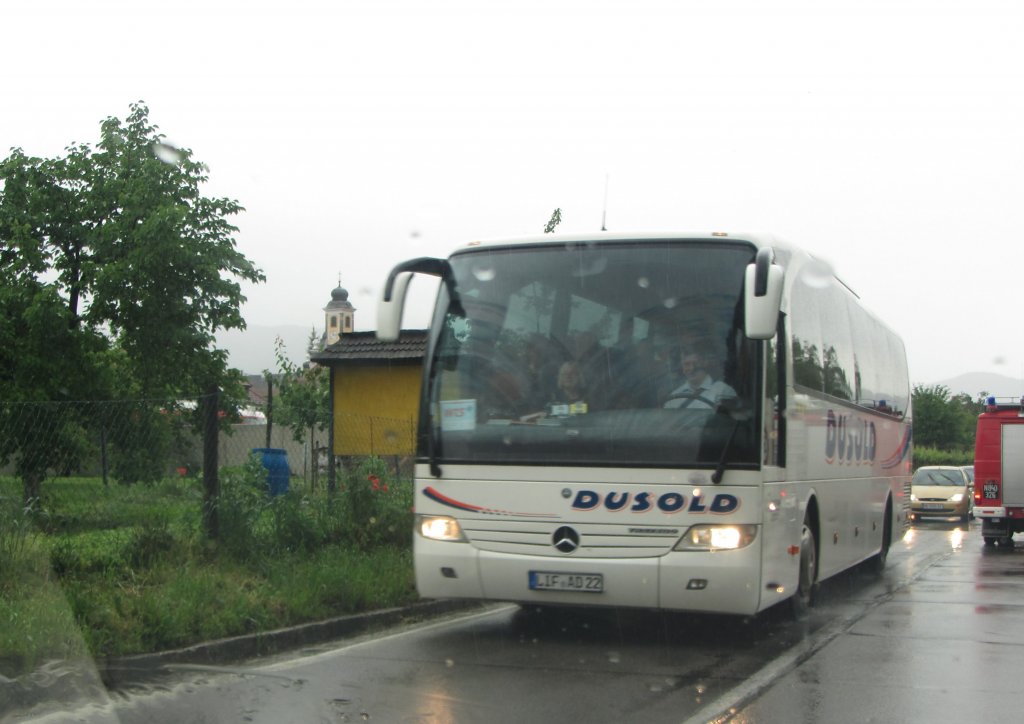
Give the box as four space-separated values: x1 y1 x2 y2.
0 397 209 493
0 395 416 509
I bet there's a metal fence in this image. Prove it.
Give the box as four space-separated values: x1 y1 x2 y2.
0 396 415 504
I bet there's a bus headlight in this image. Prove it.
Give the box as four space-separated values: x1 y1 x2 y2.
418 515 466 542
674 524 758 551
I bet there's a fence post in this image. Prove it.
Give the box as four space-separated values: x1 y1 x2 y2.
327 371 336 494
202 385 220 539
99 420 109 487
265 374 273 448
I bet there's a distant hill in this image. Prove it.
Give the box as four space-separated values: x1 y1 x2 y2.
933 372 1024 400
216 325 319 374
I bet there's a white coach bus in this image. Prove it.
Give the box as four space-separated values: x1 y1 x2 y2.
378 231 911 616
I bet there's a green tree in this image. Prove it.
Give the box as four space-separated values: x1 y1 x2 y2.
0 284 105 499
911 384 980 452
0 102 264 499
85 104 264 396
271 334 330 488
0 150 110 499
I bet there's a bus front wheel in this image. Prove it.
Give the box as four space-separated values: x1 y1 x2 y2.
788 518 818 617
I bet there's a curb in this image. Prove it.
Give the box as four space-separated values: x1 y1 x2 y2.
97 599 484 687
1 600 485 722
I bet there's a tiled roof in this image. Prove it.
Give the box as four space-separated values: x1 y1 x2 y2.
311 330 428 364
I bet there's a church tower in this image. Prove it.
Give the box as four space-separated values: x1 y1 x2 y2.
324 278 355 346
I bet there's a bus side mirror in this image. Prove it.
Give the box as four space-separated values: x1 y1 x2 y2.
744 248 784 340
378 256 456 342
377 270 414 342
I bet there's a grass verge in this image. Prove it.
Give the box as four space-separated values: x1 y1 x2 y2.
0 457 417 676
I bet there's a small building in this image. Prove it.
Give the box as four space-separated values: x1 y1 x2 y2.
310 280 426 457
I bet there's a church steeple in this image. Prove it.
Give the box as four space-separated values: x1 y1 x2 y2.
324 275 355 346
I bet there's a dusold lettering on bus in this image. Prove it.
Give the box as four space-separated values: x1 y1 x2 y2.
825 409 877 465
571 490 740 514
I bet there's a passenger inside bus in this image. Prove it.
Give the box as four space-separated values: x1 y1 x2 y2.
518 359 590 422
570 331 613 410
520 333 563 412
553 360 586 404
663 346 737 411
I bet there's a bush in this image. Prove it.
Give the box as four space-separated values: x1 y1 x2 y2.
913 446 973 468
129 521 178 569
216 456 272 559
218 455 354 559
266 493 322 554
0 500 48 591
342 457 413 550
107 405 176 485
49 529 136 576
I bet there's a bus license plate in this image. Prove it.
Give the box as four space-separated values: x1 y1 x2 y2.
529 571 603 593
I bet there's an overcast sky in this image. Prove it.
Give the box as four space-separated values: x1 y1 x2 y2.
5 0 1023 387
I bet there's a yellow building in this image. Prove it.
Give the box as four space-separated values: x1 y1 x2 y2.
311 329 427 456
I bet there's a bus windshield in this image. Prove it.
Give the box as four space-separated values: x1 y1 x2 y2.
423 240 761 468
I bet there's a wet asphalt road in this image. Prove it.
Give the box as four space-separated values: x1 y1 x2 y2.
6 519 1020 724
732 519 1024 724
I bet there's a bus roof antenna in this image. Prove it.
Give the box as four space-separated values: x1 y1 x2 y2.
601 175 609 231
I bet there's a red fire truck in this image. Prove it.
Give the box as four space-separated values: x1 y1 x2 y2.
973 396 1024 546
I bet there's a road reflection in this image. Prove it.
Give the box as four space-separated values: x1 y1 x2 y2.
908 516 972 550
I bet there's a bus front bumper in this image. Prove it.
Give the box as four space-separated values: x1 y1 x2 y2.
414 538 764 616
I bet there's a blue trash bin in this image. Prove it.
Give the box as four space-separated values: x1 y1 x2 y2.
253 448 290 496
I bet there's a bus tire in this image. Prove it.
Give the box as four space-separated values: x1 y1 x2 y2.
788 518 818 618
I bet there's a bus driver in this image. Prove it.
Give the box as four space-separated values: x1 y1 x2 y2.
663 347 736 411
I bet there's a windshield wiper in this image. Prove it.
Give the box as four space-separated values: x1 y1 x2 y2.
711 419 740 484
427 426 442 478
425 320 467 479
711 400 752 484
425 338 446 479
